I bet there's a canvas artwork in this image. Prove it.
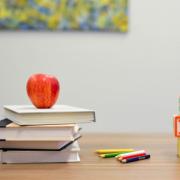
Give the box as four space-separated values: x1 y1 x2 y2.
0 0 128 32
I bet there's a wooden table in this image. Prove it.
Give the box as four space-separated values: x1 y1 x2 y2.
0 133 179 180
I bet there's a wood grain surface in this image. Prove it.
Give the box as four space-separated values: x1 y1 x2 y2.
0 133 179 180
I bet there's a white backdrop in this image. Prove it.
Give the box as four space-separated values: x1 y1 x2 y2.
0 0 180 133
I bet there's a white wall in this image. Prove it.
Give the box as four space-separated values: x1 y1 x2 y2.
0 0 180 133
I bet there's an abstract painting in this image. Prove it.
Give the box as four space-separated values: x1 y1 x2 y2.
0 0 128 32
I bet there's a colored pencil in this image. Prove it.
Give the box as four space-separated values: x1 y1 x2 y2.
118 151 146 160
96 149 134 154
116 150 146 159
119 152 146 160
121 154 151 163
99 152 130 158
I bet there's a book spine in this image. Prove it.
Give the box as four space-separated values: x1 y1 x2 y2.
93 111 96 122
0 149 2 164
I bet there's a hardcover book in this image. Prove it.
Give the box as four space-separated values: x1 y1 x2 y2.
0 119 80 141
3 105 96 125
0 134 81 150
0 141 80 164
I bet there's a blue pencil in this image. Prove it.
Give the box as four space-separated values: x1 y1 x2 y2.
121 154 151 163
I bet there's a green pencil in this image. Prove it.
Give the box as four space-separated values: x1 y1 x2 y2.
99 152 132 158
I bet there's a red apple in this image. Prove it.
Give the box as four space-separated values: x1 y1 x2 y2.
26 73 60 108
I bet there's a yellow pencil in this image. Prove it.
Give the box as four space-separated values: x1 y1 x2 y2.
96 149 134 154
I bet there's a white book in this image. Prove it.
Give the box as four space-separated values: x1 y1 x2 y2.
3 105 96 125
0 119 80 141
0 141 80 164
0 134 81 150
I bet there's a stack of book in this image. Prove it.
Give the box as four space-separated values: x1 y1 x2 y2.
0 105 95 163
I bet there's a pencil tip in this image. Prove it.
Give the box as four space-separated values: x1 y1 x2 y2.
99 154 105 157
121 160 126 163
